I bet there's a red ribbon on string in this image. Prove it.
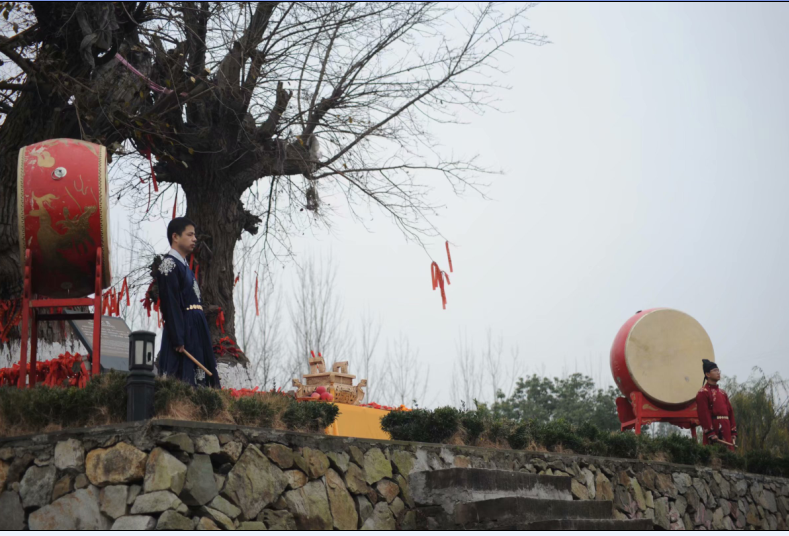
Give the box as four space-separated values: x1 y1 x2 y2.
172 187 178 219
446 241 453 272
234 274 240 287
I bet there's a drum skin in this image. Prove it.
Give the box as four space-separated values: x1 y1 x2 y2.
610 308 712 409
18 139 111 298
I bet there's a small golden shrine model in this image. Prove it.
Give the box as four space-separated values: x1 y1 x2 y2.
292 352 367 405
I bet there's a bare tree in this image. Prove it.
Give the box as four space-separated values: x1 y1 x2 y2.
288 252 353 381
381 332 430 407
358 306 382 403
0 2 547 357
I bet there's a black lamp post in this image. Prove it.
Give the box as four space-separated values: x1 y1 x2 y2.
127 330 156 421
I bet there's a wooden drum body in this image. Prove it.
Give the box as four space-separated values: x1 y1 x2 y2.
610 308 711 409
18 139 111 298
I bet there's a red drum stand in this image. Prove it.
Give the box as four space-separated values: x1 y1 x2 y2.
17 248 104 388
616 391 700 439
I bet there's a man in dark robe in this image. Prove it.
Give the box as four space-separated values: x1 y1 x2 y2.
156 217 221 388
696 359 736 451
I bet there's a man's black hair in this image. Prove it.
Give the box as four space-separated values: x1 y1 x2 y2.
167 217 196 246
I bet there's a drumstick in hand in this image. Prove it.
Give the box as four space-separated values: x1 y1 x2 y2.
179 348 213 377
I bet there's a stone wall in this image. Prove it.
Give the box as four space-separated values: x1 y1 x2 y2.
0 419 786 530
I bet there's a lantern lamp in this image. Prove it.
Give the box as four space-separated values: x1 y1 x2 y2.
127 330 156 421
129 330 156 370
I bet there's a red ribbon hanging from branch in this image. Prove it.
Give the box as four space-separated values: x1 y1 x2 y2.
254 272 259 316
0 299 22 344
446 241 453 272
216 307 226 334
172 186 178 219
142 146 159 192
120 277 130 306
430 262 448 310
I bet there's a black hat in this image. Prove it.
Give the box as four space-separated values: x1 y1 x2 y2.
702 359 718 375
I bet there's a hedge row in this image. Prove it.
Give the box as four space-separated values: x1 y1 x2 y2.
0 371 338 436
380 406 789 478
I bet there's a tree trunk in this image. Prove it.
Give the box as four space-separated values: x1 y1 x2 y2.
183 180 249 362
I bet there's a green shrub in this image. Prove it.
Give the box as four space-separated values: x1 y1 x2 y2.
605 432 638 459
0 371 128 432
461 411 486 443
534 419 584 452
711 446 746 471
153 376 224 420
282 400 339 432
507 422 533 450
654 434 705 466
487 419 513 444
381 407 461 444
577 421 602 442
232 396 277 427
745 450 789 478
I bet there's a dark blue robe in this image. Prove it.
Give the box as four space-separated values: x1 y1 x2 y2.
156 253 221 388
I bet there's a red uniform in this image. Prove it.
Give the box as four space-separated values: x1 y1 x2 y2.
696 383 737 451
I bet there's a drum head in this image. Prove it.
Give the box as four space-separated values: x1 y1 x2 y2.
625 309 711 406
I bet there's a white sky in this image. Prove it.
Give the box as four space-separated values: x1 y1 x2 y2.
110 3 789 407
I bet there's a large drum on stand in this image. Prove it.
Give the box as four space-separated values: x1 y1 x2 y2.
18 139 111 298
610 308 712 409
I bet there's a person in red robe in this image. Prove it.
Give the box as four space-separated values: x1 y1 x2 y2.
696 359 737 451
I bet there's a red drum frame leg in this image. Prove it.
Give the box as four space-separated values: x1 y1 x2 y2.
617 391 700 437
17 248 104 388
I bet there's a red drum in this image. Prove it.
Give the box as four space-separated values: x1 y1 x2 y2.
18 139 111 298
610 308 712 409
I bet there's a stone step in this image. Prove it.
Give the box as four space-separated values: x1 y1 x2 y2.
414 497 615 530
515 518 654 531
410 468 572 509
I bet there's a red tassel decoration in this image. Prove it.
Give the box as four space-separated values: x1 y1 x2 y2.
172 186 178 219
194 265 199 280
234 274 240 287
189 254 194 270
445 241 453 272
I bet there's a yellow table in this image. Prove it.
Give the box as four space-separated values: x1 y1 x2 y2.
325 404 392 440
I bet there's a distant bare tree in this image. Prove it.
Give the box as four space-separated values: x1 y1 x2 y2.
452 329 482 408
234 235 283 389
358 306 382 403
382 332 430 407
288 253 353 381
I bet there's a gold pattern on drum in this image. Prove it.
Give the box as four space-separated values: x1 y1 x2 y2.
30 193 97 276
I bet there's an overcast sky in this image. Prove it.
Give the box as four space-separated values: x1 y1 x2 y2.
108 3 789 407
